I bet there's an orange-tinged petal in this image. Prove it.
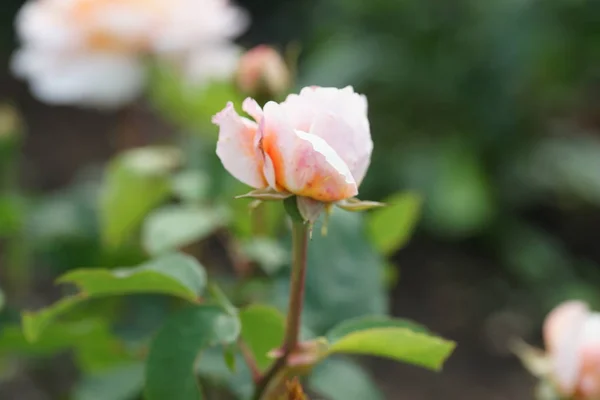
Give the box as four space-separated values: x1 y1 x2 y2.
282 86 372 186
213 102 266 189
259 101 357 202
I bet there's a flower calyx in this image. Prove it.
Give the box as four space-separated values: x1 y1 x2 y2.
236 187 293 201
336 197 385 212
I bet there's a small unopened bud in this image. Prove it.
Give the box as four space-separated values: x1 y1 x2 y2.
236 45 290 99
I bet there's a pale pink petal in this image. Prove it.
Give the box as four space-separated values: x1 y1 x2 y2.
288 86 367 130
309 111 372 185
259 101 357 202
281 86 372 185
297 197 325 223
543 301 590 395
580 313 600 345
213 102 266 189
242 97 263 122
578 314 600 398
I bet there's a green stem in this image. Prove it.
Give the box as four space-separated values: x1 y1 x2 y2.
282 220 309 352
252 217 309 400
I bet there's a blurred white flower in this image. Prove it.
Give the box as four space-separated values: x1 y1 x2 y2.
12 0 248 109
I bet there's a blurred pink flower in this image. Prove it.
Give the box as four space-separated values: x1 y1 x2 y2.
236 45 290 98
543 301 600 399
11 0 248 108
212 86 373 221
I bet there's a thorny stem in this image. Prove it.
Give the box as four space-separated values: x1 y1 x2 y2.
252 218 309 400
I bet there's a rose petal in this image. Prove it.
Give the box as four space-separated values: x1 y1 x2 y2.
543 301 590 395
259 101 357 202
282 86 372 185
309 111 372 185
242 97 263 122
213 102 266 189
578 313 600 398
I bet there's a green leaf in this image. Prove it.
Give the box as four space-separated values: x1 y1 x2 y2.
171 170 210 204
0 194 25 237
239 304 285 371
23 296 82 343
208 284 238 317
73 363 144 400
241 238 289 275
196 346 254 399
1 319 101 355
148 63 242 135
142 205 229 256
0 319 132 372
100 146 181 249
58 253 206 301
230 196 286 239
325 318 455 371
326 316 428 343
22 253 206 341
366 192 422 256
309 358 385 400
223 344 237 372
145 305 241 400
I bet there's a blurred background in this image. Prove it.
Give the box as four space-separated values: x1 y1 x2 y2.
2 0 600 398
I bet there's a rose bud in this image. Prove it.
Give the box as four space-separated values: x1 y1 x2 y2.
236 45 290 99
212 86 374 223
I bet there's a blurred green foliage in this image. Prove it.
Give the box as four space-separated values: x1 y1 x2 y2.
294 0 600 312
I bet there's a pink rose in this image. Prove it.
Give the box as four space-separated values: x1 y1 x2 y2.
543 301 600 399
212 86 373 221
